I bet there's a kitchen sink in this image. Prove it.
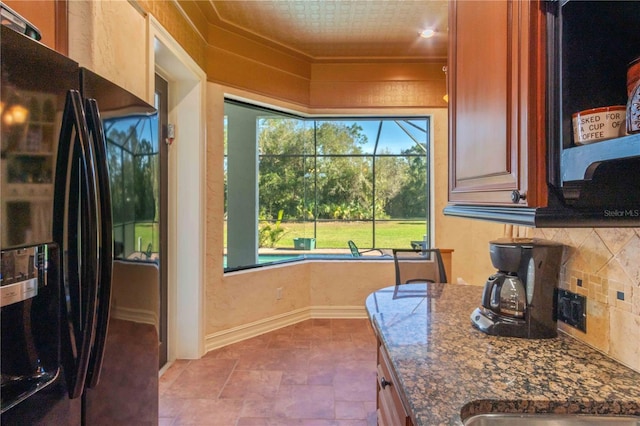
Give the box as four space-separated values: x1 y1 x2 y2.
463 413 640 426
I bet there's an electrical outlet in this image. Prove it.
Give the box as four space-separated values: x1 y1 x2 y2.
276 287 283 300
556 289 586 332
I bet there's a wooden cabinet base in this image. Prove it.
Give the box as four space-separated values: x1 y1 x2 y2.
377 340 413 426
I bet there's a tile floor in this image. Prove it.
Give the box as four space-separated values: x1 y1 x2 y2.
159 318 378 425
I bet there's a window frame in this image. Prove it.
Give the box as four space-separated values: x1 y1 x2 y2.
224 99 432 272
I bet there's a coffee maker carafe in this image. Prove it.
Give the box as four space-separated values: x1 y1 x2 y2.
483 273 526 319
471 238 564 339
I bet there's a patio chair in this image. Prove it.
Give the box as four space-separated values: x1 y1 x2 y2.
392 248 447 285
347 240 385 257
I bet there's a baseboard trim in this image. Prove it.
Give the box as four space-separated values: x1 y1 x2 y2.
309 305 368 318
204 305 368 352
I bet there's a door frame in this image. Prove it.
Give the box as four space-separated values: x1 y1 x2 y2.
154 73 169 368
148 16 207 361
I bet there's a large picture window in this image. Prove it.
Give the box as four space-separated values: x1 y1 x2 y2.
224 100 430 271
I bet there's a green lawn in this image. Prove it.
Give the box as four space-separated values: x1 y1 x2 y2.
134 219 427 254
230 220 428 250
134 222 160 252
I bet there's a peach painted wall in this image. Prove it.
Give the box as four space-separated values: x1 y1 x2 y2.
67 0 148 102
307 261 396 308
212 260 392 325
431 109 504 286
214 263 312 329
310 62 448 109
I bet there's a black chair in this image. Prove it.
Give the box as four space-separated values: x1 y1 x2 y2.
410 240 426 250
348 240 385 257
392 248 447 285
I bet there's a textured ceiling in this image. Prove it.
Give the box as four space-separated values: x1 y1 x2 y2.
205 0 449 61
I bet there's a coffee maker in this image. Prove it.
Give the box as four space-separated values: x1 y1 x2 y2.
470 238 564 339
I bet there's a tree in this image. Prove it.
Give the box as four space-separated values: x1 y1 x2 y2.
313 121 371 219
374 151 408 219
386 145 427 218
256 119 428 222
258 118 313 220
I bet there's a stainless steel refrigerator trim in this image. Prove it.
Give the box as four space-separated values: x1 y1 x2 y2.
0 244 60 413
0 247 40 307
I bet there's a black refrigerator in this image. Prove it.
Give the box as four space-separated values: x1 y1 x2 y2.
1 19 158 426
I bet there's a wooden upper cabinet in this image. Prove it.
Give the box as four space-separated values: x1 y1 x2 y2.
448 0 547 207
3 0 67 54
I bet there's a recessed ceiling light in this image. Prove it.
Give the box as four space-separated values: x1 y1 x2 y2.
419 29 435 39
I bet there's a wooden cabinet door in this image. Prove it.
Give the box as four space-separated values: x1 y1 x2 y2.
448 0 546 206
377 341 413 426
3 0 68 54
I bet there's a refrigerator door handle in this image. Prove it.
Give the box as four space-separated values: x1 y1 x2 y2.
52 90 100 399
84 98 113 389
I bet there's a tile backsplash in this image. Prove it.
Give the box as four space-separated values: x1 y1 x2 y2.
532 227 640 373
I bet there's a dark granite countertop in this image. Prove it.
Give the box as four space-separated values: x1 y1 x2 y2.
365 283 640 426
